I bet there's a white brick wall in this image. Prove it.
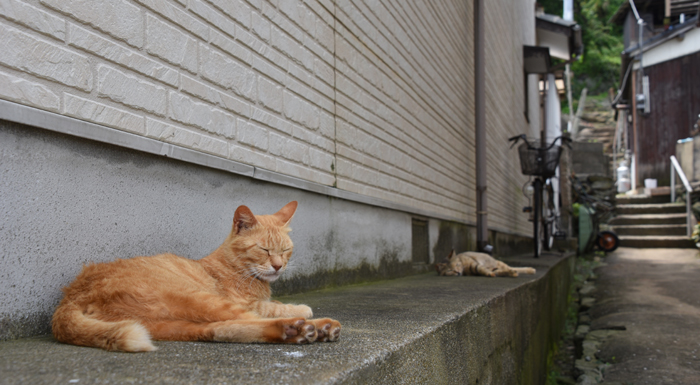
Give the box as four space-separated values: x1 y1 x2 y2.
0 0 537 236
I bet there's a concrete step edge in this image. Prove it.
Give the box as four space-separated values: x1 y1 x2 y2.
0 254 576 384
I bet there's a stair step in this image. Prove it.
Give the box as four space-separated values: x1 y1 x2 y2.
619 235 696 248
609 213 688 226
616 195 672 205
616 203 686 215
611 224 688 236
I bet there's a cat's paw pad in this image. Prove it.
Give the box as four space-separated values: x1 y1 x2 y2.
283 319 317 344
311 318 341 342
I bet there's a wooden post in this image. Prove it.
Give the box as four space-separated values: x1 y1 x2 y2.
559 132 573 237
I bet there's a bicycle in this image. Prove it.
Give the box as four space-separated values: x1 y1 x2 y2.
508 134 571 258
571 175 619 253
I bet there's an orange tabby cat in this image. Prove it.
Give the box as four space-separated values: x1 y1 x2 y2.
435 250 536 277
52 201 341 352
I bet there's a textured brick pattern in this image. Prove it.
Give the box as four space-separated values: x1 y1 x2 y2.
0 0 537 235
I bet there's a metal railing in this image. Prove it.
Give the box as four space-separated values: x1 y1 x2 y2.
670 155 694 236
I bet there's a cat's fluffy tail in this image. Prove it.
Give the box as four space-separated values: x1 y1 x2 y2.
52 301 156 352
512 267 536 275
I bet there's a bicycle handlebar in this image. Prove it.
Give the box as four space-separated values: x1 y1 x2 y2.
508 134 571 150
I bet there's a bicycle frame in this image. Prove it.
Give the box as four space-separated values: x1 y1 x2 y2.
510 135 571 257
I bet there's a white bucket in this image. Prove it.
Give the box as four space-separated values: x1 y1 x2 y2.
644 179 657 189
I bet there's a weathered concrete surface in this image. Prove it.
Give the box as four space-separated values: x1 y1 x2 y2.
0 252 574 385
591 247 700 384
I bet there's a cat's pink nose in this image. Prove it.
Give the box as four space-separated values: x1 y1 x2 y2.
272 264 282 272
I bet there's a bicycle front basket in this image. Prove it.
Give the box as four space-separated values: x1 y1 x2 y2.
517 142 562 177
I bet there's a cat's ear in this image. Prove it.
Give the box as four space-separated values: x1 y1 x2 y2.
273 201 298 226
447 249 455 260
233 205 258 234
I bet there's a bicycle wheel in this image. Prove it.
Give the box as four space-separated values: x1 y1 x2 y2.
542 218 554 251
596 230 620 252
533 179 542 258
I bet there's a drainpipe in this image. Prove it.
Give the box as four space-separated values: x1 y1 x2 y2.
475 0 490 252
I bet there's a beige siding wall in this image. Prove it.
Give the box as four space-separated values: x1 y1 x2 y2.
0 0 536 236
483 0 537 235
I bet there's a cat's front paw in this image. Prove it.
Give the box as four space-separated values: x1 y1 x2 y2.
309 318 341 342
280 318 317 344
290 304 313 318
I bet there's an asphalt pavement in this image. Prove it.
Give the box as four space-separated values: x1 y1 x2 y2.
591 247 700 384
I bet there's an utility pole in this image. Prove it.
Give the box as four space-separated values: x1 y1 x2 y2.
563 0 574 132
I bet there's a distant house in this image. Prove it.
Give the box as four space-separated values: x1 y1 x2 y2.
611 0 700 186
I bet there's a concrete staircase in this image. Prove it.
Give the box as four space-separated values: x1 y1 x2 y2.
610 194 695 248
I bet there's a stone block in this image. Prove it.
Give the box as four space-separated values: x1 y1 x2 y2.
251 107 291 135
269 131 309 164
181 74 250 118
257 76 283 113
0 24 92 91
134 0 208 40
210 29 252 65
0 0 65 40
275 157 335 185
207 0 251 29
308 147 334 172
252 56 285 85
63 93 145 135
271 26 312 71
228 142 275 169
314 58 334 85
237 119 269 151
97 64 167 116
251 11 270 42
188 0 236 38
0 70 60 112
265 2 304 43
315 17 333 51
68 24 179 87
580 297 595 311
40 0 142 47
199 44 257 101
145 118 228 157
169 92 236 139
292 124 334 152
145 14 197 73
283 90 319 130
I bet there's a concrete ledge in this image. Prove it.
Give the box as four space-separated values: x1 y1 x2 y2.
0 252 574 385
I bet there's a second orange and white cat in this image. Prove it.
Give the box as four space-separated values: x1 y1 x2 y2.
52 201 341 352
436 250 536 277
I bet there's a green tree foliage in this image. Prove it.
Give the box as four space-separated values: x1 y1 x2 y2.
540 0 626 97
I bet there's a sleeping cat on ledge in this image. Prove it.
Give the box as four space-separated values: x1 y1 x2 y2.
435 250 536 277
52 201 341 352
